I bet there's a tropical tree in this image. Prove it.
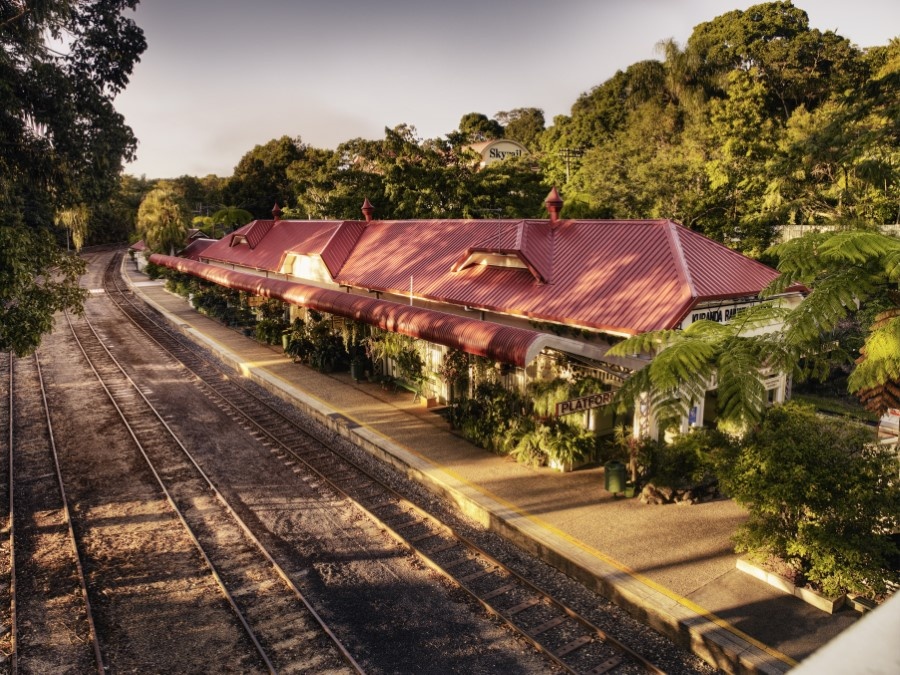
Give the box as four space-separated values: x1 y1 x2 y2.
136 187 189 255
291 138 383 220
1 0 145 355
763 38 900 229
224 136 307 217
451 112 504 145
0 226 87 356
686 1 861 120
495 108 545 149
54 204 91 252
90 174 153 246
211 206 253 235
699 69 781 251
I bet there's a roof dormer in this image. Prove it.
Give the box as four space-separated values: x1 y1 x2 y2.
229 219 274 249
451 220 553 284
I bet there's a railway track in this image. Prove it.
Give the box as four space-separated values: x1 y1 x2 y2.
58 307 363 674
5 352 103 673
105 252 667 674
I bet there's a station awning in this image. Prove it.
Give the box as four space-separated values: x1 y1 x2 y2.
150 254 573 367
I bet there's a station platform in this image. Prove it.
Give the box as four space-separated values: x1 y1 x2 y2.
121 260 863 675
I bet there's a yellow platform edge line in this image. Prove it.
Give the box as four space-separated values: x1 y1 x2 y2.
347 406 798 668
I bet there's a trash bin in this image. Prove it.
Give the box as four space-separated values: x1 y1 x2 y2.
350 359 363 382
604 460 626 493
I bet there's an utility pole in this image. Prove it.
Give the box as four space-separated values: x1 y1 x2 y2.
559 147 585 183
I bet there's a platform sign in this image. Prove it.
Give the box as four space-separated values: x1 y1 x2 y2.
555 391 614 417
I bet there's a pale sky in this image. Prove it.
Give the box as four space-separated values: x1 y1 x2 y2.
113 1 900 179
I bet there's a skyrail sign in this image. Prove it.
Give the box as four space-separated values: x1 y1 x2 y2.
478 140 529 166
555 391 614 417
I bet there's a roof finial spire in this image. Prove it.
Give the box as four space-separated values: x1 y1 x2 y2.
545 187 563 223
272 203 283 221
361 197 374 222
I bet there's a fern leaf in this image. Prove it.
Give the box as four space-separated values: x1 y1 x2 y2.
717 345 767 425
848 315 900 398
819 230 900 265
607 329 679 357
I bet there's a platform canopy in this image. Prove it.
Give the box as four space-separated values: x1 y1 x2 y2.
149 255 616 368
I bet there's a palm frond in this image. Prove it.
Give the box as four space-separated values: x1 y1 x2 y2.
882 249 900 283
726 303 791 335
682 319 731 341
766 231 834 281
612 365 651 415
648 337 716 388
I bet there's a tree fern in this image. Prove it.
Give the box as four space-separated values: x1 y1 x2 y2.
819 230 900 265
849 311 900 412
768 228 900 414
608 319 773 429
781 265 877 348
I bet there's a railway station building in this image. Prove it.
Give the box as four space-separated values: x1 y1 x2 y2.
150 189 804 441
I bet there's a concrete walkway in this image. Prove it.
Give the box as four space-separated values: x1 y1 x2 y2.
123 261 861 674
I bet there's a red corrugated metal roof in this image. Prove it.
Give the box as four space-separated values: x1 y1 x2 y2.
180 238 216 261
319 220 367 278
336 219 735 334
675 226 780 300
203 220 344 273
452 220 554 283
243 219 273 248
192 216 783 336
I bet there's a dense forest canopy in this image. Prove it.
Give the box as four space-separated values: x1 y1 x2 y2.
103 2 896 258
1 0 145 355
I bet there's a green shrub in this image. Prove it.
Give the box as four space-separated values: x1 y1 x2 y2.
144 261 165 280
649 428 730 488
719 402 899 597
510 422 550 467
456 381 528 453
254 318 287 345
164 272 196 298
285 313 349 372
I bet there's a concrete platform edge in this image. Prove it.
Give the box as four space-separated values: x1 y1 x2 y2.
125 272 795 675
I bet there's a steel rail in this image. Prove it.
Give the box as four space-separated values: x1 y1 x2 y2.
63 310 276 675
30 352 106 673
64 304 364 675
4 353 16 674
196 385 661 675
106 252 666 675
7 353 106 674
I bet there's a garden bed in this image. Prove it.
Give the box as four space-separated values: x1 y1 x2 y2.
736 557 846 613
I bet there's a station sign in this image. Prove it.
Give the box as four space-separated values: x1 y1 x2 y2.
555 391 614 417
679 299 761 329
